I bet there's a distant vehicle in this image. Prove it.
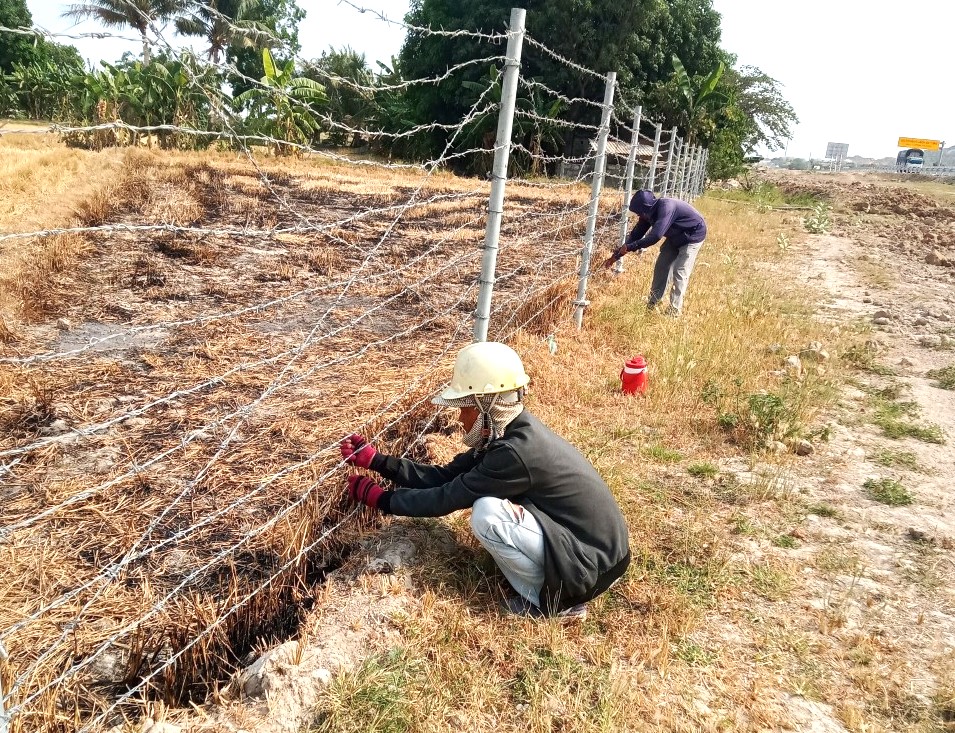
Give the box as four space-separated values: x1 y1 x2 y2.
896 148 924 172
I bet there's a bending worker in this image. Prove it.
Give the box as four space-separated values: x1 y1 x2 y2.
604 189 707 316
340 341 630 620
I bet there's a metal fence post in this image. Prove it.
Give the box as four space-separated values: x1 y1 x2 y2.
0 641 8 733
686 145 699 199
682 144 695 200
660 127 682 196
695 147 706 197
613 104 642 274
472 7 526 343
691 146 701 198
660 128 678 197
645 123 662 192
676 143 688 200
698 149 709 195
573 71 616 329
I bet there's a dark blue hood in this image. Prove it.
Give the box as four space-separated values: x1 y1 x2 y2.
628 190 657 216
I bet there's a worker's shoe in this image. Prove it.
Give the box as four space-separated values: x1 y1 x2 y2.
664 305 680 317
504 595 545 618
556 603 588 621
504 596 588 622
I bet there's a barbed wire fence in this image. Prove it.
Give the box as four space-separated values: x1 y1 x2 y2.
0 5 707 730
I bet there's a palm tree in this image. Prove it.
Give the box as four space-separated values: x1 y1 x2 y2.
63 0 186 65
174 0 263 64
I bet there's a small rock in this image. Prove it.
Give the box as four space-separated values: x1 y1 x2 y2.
907 527 935 544
55 318 73 331
914 317 929 326
920 335 943 348
39 418 70 436
237 641 300 698
872 309 891 320
941 335 954 348
793 439 814 456
926 250 952 267
769 441 788 454
937 313 951 322
784 355 802 378
899 357 915 367
366 539 417 574
862 297 872 303
800 345 830 362
766 343 783 354
873 317 891 326
312 668 332 685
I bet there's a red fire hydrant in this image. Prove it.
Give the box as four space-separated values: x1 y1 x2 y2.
620 355 648 395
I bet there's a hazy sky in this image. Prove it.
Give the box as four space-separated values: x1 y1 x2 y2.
26 0 955 159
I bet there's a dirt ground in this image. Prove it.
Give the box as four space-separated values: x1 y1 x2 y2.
161 170 955 733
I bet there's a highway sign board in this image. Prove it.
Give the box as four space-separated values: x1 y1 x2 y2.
898 137 941 151
826 142 849 159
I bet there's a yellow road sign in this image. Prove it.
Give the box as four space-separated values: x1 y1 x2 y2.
898 137 941 151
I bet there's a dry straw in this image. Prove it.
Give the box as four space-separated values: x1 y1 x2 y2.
0 146 611 731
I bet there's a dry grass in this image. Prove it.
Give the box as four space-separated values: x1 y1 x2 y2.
4 138 948 732
307 197 952 733
305 202 867 733
0 142 612 731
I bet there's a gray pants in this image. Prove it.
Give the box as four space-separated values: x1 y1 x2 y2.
647 238 703 312
470 496 545 606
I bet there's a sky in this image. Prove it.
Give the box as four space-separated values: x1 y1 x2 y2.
25 0 955 160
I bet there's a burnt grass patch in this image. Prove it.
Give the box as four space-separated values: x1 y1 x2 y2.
0 150 614 729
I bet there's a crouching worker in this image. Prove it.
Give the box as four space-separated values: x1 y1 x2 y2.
340 342 630 620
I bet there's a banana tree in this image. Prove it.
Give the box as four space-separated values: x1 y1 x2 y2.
670 55 726 144
236 48 326 154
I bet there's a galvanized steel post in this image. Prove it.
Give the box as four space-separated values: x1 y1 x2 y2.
690 146 701 198
646 123 662 192
683 145 694 199
660 128 678 197
573 71 616 329
0 641 8 733
694 147 707 197
613 104 642 274
472 7 526 343
676 143 689 199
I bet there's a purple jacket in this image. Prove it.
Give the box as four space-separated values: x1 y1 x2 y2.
625 190 706 250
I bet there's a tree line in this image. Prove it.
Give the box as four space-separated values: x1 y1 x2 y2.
0 0 797 177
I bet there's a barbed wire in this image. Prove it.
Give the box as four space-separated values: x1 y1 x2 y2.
0 4 707 728
4 240 583 719
0 238 577 650
5 307 475 708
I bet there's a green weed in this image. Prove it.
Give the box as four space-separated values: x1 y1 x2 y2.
926 365 955 390
674 640 717 666
803 202 832 234
687 462 718 479
748 562 794 600
871 394 945 444
873 449 924 472
644 444 683 463
807 503 840 518
863 477 913 506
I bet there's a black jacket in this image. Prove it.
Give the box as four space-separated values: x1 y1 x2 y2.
371 411 631 614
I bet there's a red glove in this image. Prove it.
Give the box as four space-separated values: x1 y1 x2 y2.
340 433 377 469
348 475 385 509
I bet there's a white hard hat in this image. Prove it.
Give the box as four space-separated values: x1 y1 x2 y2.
434 342 530 403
